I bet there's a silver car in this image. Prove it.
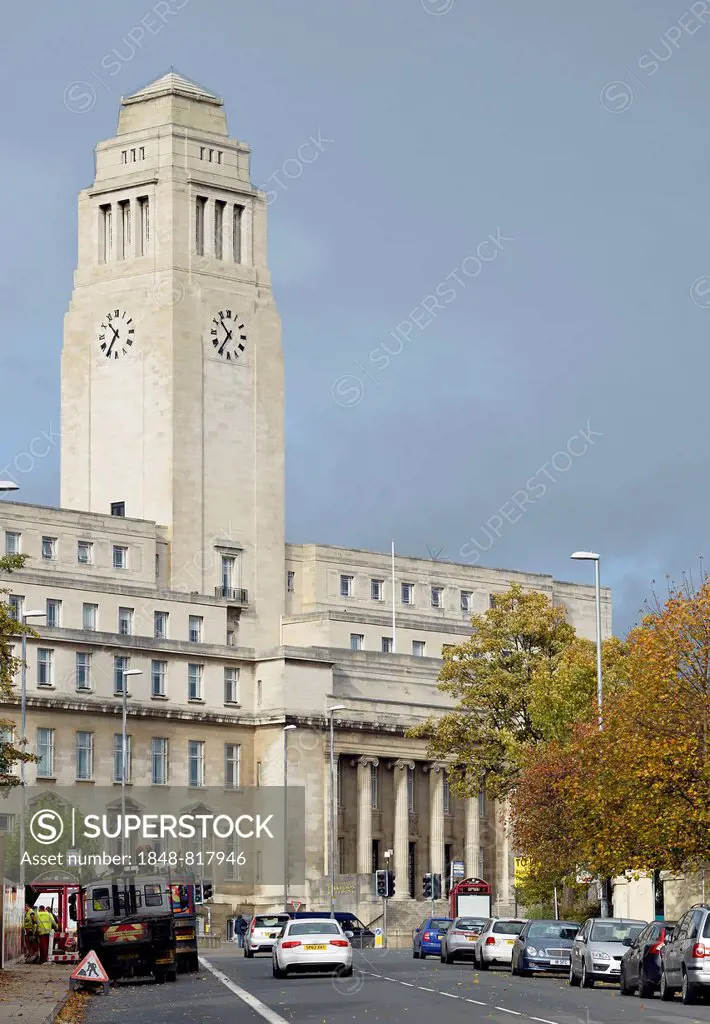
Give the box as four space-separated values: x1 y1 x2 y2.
569 918 646 987
659 903 710 1004
440 917 488 964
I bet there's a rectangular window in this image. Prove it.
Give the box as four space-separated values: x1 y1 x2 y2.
412 640 425 657
257 679 263 706
77 540 93 564
217 151 222 164
154 611 168 638
37 728 55 778
46 599 61 628
221 555 236 592
431 587 443 608
370 578 383 601
113 546 128 570
196 196 207 256
443 773 451 815
110 501 125 517
225 743 240 788
5 532 20 555
130 148 136 161
208 149 214 162
350 633 364 651
370 763 378 809
214 200 225 259
407 766 415 811
100 204 112 263
188 616 203 643
118 607 134 636
340 575 353 598
287 570 295 593
137 197 149 255
151 660 167 697
82 603 98 631
76 731 94 781
224 667 239 704
401 582 414 605
256 761 262 786
76 652 91 690
8 595 23 621
188 740 204 787
42 536 57 561
152 738 168 785
226 629 235 646
461 590 472 612
37 648 54 687
381 636 393 653
200 146 205 159
121 150 127 164
118 200 131 259
113 733 131 783
139 146 145 160
233 205 243 263
114 655 129 694
188 664 203 701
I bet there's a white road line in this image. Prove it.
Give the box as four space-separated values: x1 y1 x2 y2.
529 1019 560 1024
496 1009 522 1016
465 998 487 1005
418 985 435 991
200 957 289 1024
440 991 459 998
399 981 415 986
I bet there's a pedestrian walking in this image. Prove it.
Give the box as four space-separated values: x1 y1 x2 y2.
235 914 248 948
35 905 58 964
24 904 38 963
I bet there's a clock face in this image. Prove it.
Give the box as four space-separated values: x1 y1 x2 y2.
98 309 135 360
210 309 247 361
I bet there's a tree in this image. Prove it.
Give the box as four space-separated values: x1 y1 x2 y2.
0 553 38 789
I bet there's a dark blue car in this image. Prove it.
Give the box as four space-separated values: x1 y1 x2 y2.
413 917 453 959
511 919 580 976
620 919 675 996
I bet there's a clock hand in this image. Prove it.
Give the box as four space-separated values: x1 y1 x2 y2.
218 325 233 355
106 326 119 357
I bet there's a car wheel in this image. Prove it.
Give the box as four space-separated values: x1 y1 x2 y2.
659 969 675 1001
581 962 594 988
167 970 177 983
420 952 427 960
412 949 420 959
478 956 489 971
619 967 631 996
340 966 354 978
681 971 697 1005
637 967 653 999
245 948 254 959
569 962 581 987
445 953 454 965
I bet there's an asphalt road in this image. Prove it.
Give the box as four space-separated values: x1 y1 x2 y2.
83 946 710 1024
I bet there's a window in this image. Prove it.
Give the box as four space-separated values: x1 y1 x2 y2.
370 763 378 809
431 587 443 608
200 146 205 159
340 575 353 598
221 555 236 591
188 664 203 701
130 148 136 161
152 738 168 785
208 149 214 162
257 679 263 706
36 728 55 778
188 740 204 787
82 603 98 631
137 197 149 255
138 146 145 160
256 761 262 786
118 607 134 635
5 531 20 555
76 732 94 780
77 540 93 564
443 773 451 815
37 648 54 687
412 640 425 657
8 595 23 621
287 571 295 593
113 545 128 569
114 655 129 694
226 629 235 646
224 667 239 704
233 205 243 262
118 199 131 259
188 615 202 643
217 150 222 164
110 502 125 517
113 733 131 783
76 652 91 690
225 743 240 788
196 196 207 255
42 536 57 561
407 766 415 811
371 579 383 601
121 150 127 164
214 200 225 259
350 633 364 651
154 611 168 638
401 582 414 605
100 204 112 262
151 660 167 697
461 591 472 612
381 636 393 653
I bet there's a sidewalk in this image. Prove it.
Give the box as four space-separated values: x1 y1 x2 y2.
0 961 75 1023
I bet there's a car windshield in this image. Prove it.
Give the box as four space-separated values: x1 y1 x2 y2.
430 919 452 930
493 920 525 935
288 922 341 936
456 918 487 930
255 916 289 928
590 922 645 943
528 922 579 941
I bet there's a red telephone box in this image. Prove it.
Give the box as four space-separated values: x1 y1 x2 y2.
449 877 492 919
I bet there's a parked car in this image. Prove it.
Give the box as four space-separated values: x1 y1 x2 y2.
272 918 353 978
289 912 375 949
619 919 675 997
412 917 453 959
569 918 646 987
474 918 526 969
659 903 710 1004
245 913 291 957
511 919 580 976
440 917 488 963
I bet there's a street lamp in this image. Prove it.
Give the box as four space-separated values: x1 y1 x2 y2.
283 724 297 912
327 705 346 918
120 669 143 860
18 610 45 889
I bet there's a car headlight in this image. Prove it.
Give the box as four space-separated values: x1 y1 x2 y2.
592 951 610 960
526 946 539 956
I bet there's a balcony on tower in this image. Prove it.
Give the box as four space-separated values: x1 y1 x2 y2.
214 586 248 606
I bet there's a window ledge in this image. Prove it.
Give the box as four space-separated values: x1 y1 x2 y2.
76 689 93 695
223 701 241 708
188 698 205 704
113 781 132 786
37 776 57 782
151 694 169 701
37 685 56 691
75 778 95 784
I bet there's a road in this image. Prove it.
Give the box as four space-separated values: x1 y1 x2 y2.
83 947 710 1024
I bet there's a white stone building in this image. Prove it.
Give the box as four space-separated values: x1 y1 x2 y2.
0 72 611 929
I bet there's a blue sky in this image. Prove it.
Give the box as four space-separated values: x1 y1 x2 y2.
2 0 709 634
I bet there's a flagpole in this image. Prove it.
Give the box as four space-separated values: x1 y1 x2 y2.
391 539 396 653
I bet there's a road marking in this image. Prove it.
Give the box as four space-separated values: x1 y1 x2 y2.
465 998 487 1005
200 957 289 1024
496 1009 522 1016
440 991 458 998
418 985 435 991
399 981 415 986
529 1019 559 1024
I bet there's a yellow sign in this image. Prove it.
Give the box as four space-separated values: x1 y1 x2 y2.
514 857 531 886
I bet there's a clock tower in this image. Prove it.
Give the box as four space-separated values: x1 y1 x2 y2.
60 72 285 648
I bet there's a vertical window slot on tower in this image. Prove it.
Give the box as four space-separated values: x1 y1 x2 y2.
118 200 131 260
233 205 243 264
214 200 225 260
137 197 149 256
196 196 207 256
99 204 112 263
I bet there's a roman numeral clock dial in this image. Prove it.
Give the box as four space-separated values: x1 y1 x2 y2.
210 309 248 362
97 309 135 359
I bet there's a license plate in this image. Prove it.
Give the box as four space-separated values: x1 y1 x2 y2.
550 958 568 966
506 939 515 945
466 936 476 942
304 944 327 950
437 935 445 940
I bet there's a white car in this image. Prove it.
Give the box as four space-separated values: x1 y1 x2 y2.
474 918 527 969
272 918 353 978
245 913 290 957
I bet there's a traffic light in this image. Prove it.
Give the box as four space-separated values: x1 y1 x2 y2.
432 873 442 900
376 869 395 898
386 870 395 898
194 883 203 904
202 882 213 902
423 873 433 899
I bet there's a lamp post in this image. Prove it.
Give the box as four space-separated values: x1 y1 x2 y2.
18 610 45 889
327 704 346 918
120 669 142 861
283 724 296 912
570 550 607 915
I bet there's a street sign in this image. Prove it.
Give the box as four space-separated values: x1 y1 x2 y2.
514 857 531 886
374 927 383 948
451 860 465 879
287 899 303 912
70 950 110 995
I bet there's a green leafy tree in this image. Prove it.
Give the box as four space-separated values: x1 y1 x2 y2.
0 553 39 788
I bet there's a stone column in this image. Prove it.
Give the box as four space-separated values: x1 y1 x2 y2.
392 759 414 900
427 765 445 880
496 798 512 909
465 792 481 878
355 756 378 875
